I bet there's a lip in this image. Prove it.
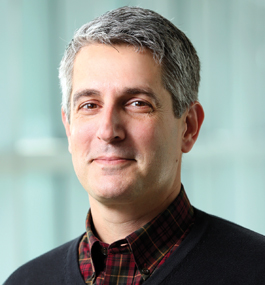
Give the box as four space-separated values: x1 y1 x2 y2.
92 156 135 165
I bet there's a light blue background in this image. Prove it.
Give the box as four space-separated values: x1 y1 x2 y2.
1 0 265 282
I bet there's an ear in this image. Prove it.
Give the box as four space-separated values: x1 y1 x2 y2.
181 101 204 153
61 107 72 153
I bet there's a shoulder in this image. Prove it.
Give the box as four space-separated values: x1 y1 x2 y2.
183 208 265 283
4 234 84 285
195 208 265 251
151 209 265 284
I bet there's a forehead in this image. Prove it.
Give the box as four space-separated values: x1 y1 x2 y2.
71 43 163 95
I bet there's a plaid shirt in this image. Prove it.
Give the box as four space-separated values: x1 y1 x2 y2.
79 186 194 284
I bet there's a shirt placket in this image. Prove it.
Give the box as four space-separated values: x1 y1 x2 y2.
102 242 135 285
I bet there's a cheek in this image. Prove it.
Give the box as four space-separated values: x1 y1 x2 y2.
133 121 157 147
148 120 182 162
131 120 165 166
70 122 95 154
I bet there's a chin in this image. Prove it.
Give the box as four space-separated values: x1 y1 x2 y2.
87 181 139 204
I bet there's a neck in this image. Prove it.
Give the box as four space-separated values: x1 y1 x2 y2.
89 185 181 244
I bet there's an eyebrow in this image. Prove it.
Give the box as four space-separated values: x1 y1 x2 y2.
72 87 162 109
72 89 100 109
123 87 162 108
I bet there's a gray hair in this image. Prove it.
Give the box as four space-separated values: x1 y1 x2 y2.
59 6 200 122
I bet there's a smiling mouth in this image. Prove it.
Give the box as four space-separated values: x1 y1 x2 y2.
92 157 135 165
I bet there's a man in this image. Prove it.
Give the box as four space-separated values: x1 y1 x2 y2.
5 6 265 285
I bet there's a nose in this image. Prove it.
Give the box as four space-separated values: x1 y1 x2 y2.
96 106 126 143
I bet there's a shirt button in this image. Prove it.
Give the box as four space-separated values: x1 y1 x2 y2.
142 268 150 275
101 247 108 256
141 268 150 280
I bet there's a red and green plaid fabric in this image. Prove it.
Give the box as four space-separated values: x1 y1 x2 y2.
79 186 194 284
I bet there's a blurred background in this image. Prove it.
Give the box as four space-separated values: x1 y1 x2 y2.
1 0 265 282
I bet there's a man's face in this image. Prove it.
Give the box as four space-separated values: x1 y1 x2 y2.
62 44 187 206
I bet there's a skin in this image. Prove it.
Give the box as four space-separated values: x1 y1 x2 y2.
62 44 204 243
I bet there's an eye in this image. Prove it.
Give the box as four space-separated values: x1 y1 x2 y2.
131 101 149 107
81 102 99 109
126 100 154 113
77 101 101 115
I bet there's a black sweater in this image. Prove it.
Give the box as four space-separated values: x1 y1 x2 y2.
5 208 265 284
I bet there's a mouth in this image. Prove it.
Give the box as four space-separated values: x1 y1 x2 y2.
92 156 135 165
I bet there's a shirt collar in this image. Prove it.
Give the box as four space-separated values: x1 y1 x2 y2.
85 185 194 278
126 185 194 275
